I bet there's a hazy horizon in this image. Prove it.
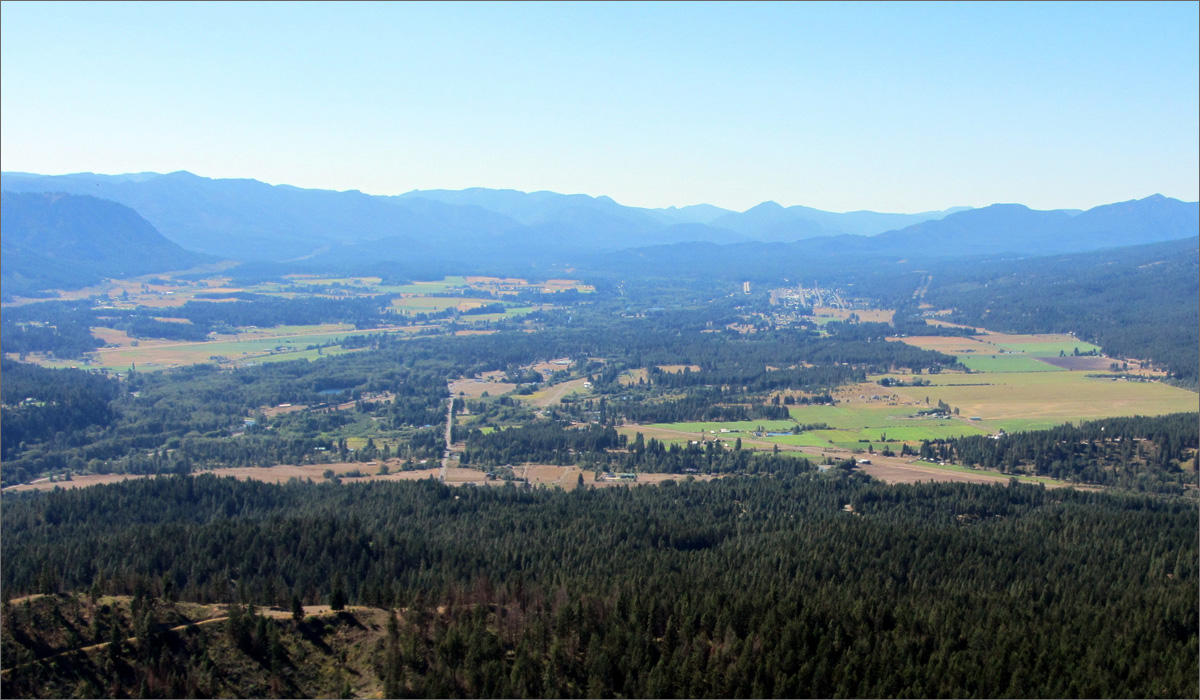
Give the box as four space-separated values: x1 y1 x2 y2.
2 1 1197 212
5 167 1192 216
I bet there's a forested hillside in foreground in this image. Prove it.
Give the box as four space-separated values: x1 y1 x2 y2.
2 475 1196 698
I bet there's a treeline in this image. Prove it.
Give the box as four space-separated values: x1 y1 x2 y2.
2 475 1196 697
641 364 862 393
458 421 815 476
921 412 1199 493
606 393 792 424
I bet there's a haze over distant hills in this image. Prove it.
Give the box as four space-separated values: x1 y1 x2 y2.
1 171 967 261
1 170 1196 291
0 191 210 296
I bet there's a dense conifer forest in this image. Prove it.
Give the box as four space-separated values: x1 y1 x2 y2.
2 474 1196 698
923 413 1198 492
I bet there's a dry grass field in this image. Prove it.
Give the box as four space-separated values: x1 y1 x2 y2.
886 370 1196 431
449 378 518 398
520 377 592 408
890 335 997 355
2 462 717 494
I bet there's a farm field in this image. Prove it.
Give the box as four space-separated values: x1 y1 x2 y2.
449 378 518 398
644 405 991 451
635 328 1196 453
4 272 578 373
956 354 1063 373
519 377 593 408
885 370 1197 432
856 457 1074 487
37 326 394 371
1 462 715 493
389 296 491 313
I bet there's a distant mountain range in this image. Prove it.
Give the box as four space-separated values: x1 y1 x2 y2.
1 171 966 261
1 170 1195 292
0 191 210 296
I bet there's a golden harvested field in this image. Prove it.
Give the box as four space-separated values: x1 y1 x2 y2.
891 335 996 355
520 377 592 408
887 371 1197 430
529 359 574 374
389 296 491 313
2 463 715 493
976 331 1086 346
2 473 148 492
449 378 518 398
91 327 139 346
855 457 1080 488
39 323 392 371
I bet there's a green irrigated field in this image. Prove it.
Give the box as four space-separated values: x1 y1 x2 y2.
639 347 1197 452
461 305 537 322
957 354 1062 373
644 407 992 451
378 276 470 295
647 419 797 434
989 339 1103 357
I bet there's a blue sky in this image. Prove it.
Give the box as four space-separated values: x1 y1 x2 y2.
2 1 1196 212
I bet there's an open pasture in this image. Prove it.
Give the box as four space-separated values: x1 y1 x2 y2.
891 335 993 355
640 406 994 451
389 296 491 313
978 332 1102 356
519 377 592 408
73 324 386 371
887 370 1198 433
956 354 1062 373
458 305 539 323
2 462 717 494
449 378 518 398
856 457 1071 487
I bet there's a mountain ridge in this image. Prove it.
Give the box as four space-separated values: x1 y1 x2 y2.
2 171 972 261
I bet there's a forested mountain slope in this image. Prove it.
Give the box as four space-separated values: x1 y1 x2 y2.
0 192 209 297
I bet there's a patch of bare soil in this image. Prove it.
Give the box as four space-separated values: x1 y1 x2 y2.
1037 355 1120 371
